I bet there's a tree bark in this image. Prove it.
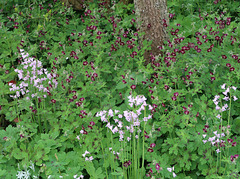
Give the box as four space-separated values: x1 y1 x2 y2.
133 0 170 66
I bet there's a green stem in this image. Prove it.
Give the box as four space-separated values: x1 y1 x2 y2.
111 130 117 179
141 108 146 177
101 140 108 179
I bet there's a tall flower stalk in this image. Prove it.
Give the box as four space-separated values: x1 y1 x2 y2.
96 94 153 178
8 49 58 133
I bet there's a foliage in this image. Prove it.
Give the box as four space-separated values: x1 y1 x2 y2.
0 0 239 178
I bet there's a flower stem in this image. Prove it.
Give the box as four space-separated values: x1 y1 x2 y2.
141 108 146 177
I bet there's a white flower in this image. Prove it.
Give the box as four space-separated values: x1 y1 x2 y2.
89 156 94 161
16 171 25 179
221 84 226 89
222 96 229 101
173 172 177 177
208 136 216 142
114 109 120 114
213 95 220 101
108 109 114 117
223 103 228 109
148 105 153 110
28 161 35 172
223 87 230 96
112 126 118 134
216 114 221 119
221 106 227 112
233 96 238 101
231 86 237 91
82 150 90 157
202 140 207 144
128 95 135 104
118 114 123 118
167 166 174 172
129 102 134 107
117 122 123 128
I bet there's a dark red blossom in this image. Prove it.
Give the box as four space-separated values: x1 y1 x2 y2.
226 63 231 67
222 55 227 59
229 67 235 71
196 112 200 117
150 143 156 148
147 148 153 152
90 121 95 126
51 99 56 103
144 135 149 139
228 139 233 143
211 77 215 81
131 85 136 89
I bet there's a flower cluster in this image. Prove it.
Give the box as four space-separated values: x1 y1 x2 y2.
201 126 237 154
73 174 84 179
123 160 132 168
16 161 39 179
213 84 238 120
95 95 153 141
109 147 120 160
202 130 227 153
9 49 58 100
201 83 239 157
230 154 239 163
167 166 177 178
82 150 94 162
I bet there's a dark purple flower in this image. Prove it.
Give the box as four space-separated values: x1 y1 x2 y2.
150 143 156 148
131 85 136 89
147 148 153 152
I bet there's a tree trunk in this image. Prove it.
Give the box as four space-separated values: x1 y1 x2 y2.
133 0 170 66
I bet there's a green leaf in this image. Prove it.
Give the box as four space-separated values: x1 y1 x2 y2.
232 117 240 134
0 169 7 176
115 81 127 90
12 148 25 159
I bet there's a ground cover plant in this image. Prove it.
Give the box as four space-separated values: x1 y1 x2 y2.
0 0 239 178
